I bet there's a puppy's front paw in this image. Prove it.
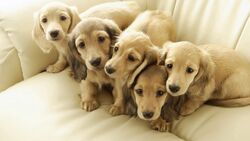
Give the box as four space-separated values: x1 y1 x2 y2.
150 119 170 132
46 65 64 73
81 100 99 112
109 105 124 116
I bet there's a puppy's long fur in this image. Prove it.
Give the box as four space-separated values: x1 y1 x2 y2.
32 2 80 73
128 65 185 132
161 41 250 115
80 1 141 30
32 1 141 73
68 17 126 115
124 10 176 46
104 11 176 108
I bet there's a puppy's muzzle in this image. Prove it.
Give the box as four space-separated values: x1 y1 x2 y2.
49 30 59 39
169 84 180 93
90 57 101 67
105 66 116 74
142 111 154 119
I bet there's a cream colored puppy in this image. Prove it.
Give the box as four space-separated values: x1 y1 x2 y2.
32 2 80 73
32 1 141 73
68 17 124 115
105 11 176 103
123 10 176 46
130 65 169 132
80 1 141 30
161 41 250 115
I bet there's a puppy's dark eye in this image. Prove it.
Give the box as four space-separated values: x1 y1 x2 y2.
114 46 119 52
135 89 143 96
98 36 105 43
156 90 164 97
186 67 194 73
60 15 67 21
128 54 135 61
42 18 47 23
166 64 173 69
78 41 85 49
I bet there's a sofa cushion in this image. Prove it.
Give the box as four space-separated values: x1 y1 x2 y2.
0 69 183 141
0 26 23 92
172 105 250 141
167 0 249 49
1 69 250 141
235 18 250 62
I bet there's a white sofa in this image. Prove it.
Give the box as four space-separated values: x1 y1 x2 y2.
0 0 250 141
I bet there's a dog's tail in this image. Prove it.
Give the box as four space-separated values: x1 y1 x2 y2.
207 97 250 107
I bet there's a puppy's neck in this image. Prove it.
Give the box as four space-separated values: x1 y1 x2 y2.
52 38 68 55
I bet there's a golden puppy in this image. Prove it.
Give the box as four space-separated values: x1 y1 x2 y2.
130 65 169 131
32 1 141 73
32 2 80 73
127 64 186 132
67 17 125 115
105 10 176 102
80 1 141 30
161 41 250 115
123 10 176 46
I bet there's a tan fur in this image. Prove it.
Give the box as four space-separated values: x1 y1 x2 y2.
162 41 250 116
124 10 176 46
32 2 80 73
68 17 125 116
130 65 169 132
105 11 176 109
32 1 141 73
80 1 141 30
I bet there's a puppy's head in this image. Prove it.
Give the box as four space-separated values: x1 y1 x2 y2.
105 31 160 84
161 41 215 96
32 2 80 53
131 65 168 121
68 17 121 71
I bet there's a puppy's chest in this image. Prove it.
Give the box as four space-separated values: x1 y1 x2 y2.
88 70 114 88
54 40 68 55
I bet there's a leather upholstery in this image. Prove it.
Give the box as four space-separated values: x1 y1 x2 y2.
0 0 250 141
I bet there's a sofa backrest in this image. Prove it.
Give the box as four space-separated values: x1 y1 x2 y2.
0 0 249 92
152 0 250 59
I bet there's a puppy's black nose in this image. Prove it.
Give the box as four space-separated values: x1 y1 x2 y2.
105 66 115 74
169 84 180 93
143 111 154 119
50 30 59 38
90 57 101 67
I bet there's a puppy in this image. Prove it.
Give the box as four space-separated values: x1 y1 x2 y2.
127 65 186 132
32 2 80 73
105 10 176 103
80 1 141 30
130 65 169 132
161 41 250 116
68 17 124 115
32 1 141 73
123 10 176 46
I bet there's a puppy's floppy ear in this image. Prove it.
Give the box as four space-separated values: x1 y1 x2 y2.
68 6 81 33
123 85 137 116
194 48 215 82
127 47 159 88
67 34 87 81
32 11 54 53
158 48 168 66
159 41 172 65
103 19 122 57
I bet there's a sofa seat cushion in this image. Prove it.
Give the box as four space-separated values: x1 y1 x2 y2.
1 69 250 141
172 105 250 141
0 69 183 141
